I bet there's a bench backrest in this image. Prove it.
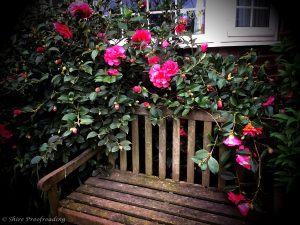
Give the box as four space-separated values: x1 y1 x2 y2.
111 107 227 190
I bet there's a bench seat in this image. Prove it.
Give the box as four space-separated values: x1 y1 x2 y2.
58 170 245 225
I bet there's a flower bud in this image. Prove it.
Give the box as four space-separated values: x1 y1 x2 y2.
95 87 101 92
70 127 77 134
217 99 223 109
52 106 57 112
55 59 62 64
114 103 120 111
133 86 142 93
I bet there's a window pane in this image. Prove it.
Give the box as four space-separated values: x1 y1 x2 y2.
123 0 139 12
253 0 270 7
180 10 197 32
178 0 197 9
149 0 175 11
252 9 269 27
149 13 175 27
237 0 251 6
236 8 251 27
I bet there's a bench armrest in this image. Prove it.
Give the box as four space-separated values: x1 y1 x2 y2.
37 148 98 192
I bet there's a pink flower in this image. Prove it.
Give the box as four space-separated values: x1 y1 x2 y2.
149 64 171 88
180 128 188 137
36 46 45 53
53 22 73 39
236 145 251 170
133 86 142 93
238 203 250 216
69 2 92 19
162 40 170 48
13 109 23 116
148 56 160 66
179 16 188 25
104 45 126 66
223 134 242 146
228 192 247 205
162 60 178 76
242 123 263 137
107 69 119 76
143 102 150 108
131 30 152 46
201 42 208 53
261 96 275 107
0 124 13 139
175 24 186 34
97 32 108 41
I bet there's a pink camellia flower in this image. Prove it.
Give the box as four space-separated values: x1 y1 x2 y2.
107 68 119 76
148 56 160 66
36 46 45 53
69 2 92 19
238 203 250 216
223 134 242 147
175 24 186 34
13 109 23 117
143 102 150 108
242 123 263 137
149 64 171 88
133 86 142 93
261 96 275 107
104 45 126 66
131 30 152 45
53 22 73 39
201 42 208 53
162 40 170 48
228 192 247 205
236 145 251 170
179 16 188 25
0 124 13 139
180 128 188 137
97 32 108 41
162 60 178 76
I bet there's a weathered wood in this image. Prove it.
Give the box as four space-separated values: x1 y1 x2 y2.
131 115 140 174
145 116 153 175
48 185 59 217
37 148 98 192
96 170 227 203
202 122 212 187
108 153 115 168
60 200 158 225
58 206 123 225
218 145 226 189
134 107 227 122
187 120 196 183
67 192 207 225
76 185 244 225
84 179 242 218
120 149 127 171
159 118 166 179
172 118 180 181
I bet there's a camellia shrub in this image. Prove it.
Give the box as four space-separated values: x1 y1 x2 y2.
1 0 296 217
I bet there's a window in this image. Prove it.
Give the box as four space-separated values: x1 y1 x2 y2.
93 0 279 47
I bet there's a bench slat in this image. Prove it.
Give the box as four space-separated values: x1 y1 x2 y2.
132 115 140 174
67 192 207 225
218 145 226 189
202 121 212 187
159 118 166 179
76 184 244 225
145 116 153 175
58 206 123 225
187 120 196 183
96 170 228 203
120 150 127 171
172 118 180 181
85 178 242 218
60 200 159 225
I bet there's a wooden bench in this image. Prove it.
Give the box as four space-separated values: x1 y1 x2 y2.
37 108 246 225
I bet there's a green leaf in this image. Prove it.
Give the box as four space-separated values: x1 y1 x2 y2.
91 50 99 61
62 113 77 121
195 149 209 159
89 92 97 101
220 151 231 164
31 156 42 165
220 171 236 180
208 157 219 174
63 130 72 137
80 117 94 125
118 22 128 30
200 163 207 171
80 64 93 75
120 140 131 146
217 78 227 89
39 143 48 152
87 131 98 139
